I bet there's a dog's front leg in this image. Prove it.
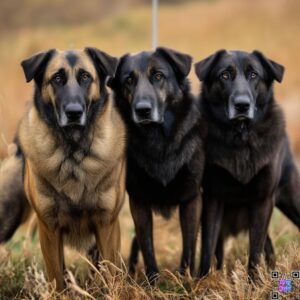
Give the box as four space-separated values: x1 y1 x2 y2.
215 232 224 270
264 234 275 269
129 198 158 283
248 195 274 280
95 218 121 267
179 192 202 276
198 196 223 278
128 236 139 275
38 220 64 291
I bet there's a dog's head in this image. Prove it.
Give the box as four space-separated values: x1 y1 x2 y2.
110 47 192 126
195 50 284 125
21 48 117 128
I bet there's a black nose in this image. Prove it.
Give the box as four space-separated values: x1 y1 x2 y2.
65 103 83 121
135 100 152 118
234 96 250 112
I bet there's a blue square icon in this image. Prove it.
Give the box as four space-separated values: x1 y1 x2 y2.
278 279 292 293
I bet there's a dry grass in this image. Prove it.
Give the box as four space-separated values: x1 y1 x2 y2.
0 206 300 299
1 0 300 298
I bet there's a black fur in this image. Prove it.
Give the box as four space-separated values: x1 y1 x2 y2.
112 48 204 281
276 137 300 228
66 52 78 68
195 50 289 279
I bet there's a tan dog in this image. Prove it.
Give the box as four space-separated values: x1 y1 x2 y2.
18 48 126 291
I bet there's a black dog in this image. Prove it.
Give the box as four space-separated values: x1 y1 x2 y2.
195 50 290 279
110 47 205 281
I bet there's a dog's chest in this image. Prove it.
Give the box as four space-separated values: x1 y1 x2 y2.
130 129 201 186
48 151 105 201
33 167 117 235
29 143 118 224
209 143 270 185
206 123 281 184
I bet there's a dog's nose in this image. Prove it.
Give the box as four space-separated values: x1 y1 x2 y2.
135 100 152 118
234 96 250 112
65 103 83 121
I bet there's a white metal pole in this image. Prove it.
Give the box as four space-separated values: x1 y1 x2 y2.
152 0 158 50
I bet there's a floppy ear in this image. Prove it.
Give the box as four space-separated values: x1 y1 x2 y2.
85 47 118 78
106 53 130 90
252 50 284 83
194 49 226 82
21 49 56 83
106 76 114 89
156 47 192 79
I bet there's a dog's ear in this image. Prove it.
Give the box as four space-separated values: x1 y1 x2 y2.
252 51 284 83
21 49 56 83
194 50 226 82
156 47 192 79
106 76 114 89
85 47 118 79
107 53 130 90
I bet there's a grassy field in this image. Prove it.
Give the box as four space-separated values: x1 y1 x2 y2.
0 205 299 299
0 0 300 298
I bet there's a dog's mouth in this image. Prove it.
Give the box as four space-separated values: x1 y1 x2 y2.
58 111 87 128
136 119 155 125
231 116 252 131
230 114 251 121
132 109 163 125
228 108 255 122
135 118 164 125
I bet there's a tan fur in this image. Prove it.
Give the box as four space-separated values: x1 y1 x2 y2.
0 144 32 242
42 50 100 106
19 49 126 291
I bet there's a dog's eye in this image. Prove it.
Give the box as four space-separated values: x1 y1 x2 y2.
81 72 90 82
154 72 163 81
126 76 134 85
220 71 230 80
53 73 62 83
51 72 65 85
249 72 258 80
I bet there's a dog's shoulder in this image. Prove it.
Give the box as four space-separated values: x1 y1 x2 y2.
19 105 63 172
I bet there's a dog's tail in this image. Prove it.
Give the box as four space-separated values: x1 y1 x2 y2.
0 142 31 243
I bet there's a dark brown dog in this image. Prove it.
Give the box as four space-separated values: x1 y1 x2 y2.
195 50 287 279
110 48 205 281
18 48 126 291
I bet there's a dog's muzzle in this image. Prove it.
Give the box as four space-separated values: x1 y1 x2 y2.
229 95 254 121
132 99 162 124
65 103 83 122
59 103 86 127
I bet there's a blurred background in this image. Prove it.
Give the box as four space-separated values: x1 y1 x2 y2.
0 0 300 158
0 0 299 272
